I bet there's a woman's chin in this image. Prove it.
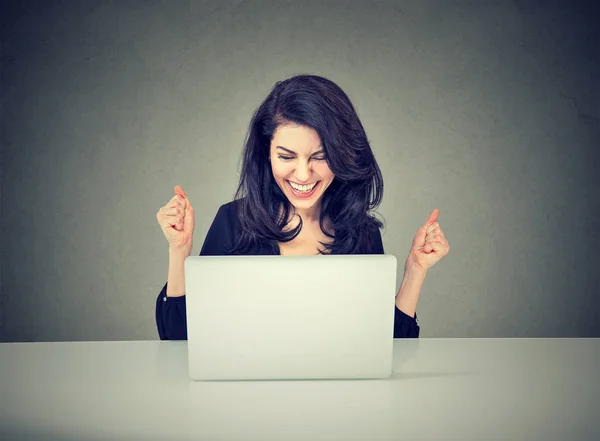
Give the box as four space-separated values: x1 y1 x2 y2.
289 195 324 211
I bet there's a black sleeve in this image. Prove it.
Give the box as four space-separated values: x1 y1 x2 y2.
370 227 420 339
155 203 235 340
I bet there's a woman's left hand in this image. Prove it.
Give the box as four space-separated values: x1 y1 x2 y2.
405 208 450 273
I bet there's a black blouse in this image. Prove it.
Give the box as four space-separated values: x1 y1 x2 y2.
156 201 420 339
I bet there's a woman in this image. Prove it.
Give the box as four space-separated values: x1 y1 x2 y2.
155 74 450 340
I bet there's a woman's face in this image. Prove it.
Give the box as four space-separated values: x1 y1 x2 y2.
269 124 335 214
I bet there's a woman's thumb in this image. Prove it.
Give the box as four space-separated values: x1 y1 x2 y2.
174 185 188 200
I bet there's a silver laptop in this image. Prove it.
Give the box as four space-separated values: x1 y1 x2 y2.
184 254 397 381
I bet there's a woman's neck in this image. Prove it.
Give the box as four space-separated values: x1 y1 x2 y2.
293 206 321 224
278 203 321 231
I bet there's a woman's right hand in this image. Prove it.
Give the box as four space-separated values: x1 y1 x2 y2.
156 185 195 254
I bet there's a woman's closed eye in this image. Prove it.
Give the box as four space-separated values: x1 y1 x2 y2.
277 155 326 161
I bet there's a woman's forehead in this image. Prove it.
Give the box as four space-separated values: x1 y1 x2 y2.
272 124 322 152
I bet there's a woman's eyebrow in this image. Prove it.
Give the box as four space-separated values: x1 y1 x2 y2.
276 146 296 154
276 146 324 155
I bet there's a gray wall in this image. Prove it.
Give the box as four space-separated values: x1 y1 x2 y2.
1 0 598 342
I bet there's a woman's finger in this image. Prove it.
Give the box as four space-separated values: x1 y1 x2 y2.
157 214 178 228
426 222 439 235
429 227 447 242
435 240 449 253
424 240 448 254
430 234 443 242
425 232 442 243
159 206 183 216
165 195 185 210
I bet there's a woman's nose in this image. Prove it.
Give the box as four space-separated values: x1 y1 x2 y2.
294 162 311 182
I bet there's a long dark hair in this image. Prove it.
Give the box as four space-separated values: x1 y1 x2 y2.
226 74 384 255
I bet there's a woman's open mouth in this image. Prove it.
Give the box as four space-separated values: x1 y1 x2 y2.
287 180 320 199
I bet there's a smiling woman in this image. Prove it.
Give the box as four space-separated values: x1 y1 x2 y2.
155 74 451 340
230 75 385 257
268 124 338 256
272 130 332 204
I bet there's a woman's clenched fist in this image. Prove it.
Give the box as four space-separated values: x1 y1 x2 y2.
156 185 195 254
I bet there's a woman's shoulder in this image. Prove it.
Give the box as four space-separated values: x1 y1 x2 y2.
212 199 243 227
366 221 384 254
209 198 276 255
216 199 240 216
200 199 244 255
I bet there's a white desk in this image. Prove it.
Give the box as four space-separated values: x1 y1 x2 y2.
1 339 598 441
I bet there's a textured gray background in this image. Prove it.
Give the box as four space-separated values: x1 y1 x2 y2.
1 0 598 342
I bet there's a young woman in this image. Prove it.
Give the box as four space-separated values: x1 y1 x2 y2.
155 75 450 340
